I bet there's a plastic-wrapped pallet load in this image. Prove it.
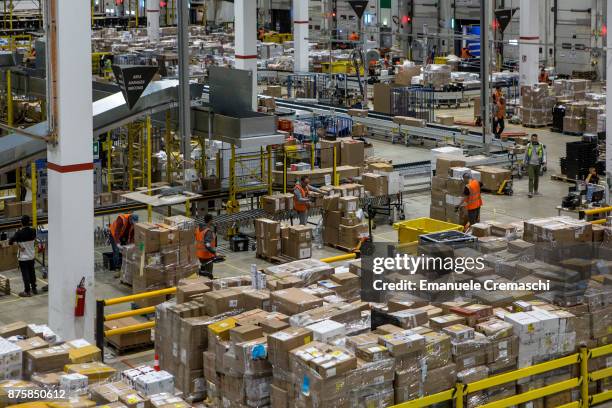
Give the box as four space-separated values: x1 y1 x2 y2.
521 83 554 126
423 64 452 88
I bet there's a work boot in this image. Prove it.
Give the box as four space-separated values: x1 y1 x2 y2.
18 292 31 297
528 193 533 198
32 288 38 295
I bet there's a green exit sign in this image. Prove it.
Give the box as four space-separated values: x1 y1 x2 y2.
93 141 99 160
381 0 391 8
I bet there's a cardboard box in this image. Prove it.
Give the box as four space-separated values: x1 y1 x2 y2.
0 322 27 338
104 318 152 349
378 330 426 356
340 140 365 167
436 114 455 126
24 346 70 378
430 205 446 221
393 116 425 127
203 288 242 316
338 196 359 213
339 223 368 249
268 327 313 370
474 166 511 191
271 288 323 315
436 157 466 179
361 173 388 196
320 140 342 169
262 196 286 214
0 244 17 271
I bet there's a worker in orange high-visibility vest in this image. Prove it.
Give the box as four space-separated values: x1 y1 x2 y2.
294 175 325 225
348 31 360 42
195 214 217 278
109 213 138 269
461 172 483 231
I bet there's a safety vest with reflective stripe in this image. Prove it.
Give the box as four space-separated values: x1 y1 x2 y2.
466 179 483 211
496 101 506 119
110 214 132 243
293 184 309 212
195 227 216 260
527 143 544 163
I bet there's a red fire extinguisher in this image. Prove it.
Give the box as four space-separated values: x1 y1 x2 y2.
75 277 86 317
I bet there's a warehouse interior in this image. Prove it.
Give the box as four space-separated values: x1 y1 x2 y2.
1 0 612 407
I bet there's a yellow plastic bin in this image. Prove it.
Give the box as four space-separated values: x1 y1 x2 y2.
393 217 463 244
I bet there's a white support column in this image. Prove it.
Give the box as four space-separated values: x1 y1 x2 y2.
606 0 612 177
234 0 257 111
293 0 309 73
47 0 95 340
519 0 540 87
146 0 160 43
438 0 452 55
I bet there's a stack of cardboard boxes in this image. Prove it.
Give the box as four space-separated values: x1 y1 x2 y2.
262 194 294 215
322 193 368 249
255 218 314 260
553 79 590 100
423 64 452 88
521 83 554 126
125 217 200 307
563 101 589 134
430 156 468 225
585 105 606 134
4 201 34 218
361 173 389 196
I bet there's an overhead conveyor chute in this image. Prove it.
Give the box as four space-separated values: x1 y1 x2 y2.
0 79 204 173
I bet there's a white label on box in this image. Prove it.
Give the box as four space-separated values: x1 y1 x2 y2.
299 248 311 259
272 332 292 341
463 356 476 367
326 367 336 377
229 300 238 307
69 339 90 348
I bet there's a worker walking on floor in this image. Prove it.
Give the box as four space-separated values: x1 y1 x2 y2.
461 172 483 231
109 213 138 269
195 214 217 279
294 175 325 226
493 97 506 139
9 215 37 297
524 134 546 198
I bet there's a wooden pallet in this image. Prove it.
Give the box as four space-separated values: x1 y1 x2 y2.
523 123 549 128
325 243 354 253
0 275 9 296
255 253 296 264
551 174 578 183
106 340 154 355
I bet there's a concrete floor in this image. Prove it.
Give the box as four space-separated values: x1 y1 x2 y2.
0 107 583 365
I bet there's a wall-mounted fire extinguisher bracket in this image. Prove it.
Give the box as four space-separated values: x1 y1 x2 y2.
75 277 86 317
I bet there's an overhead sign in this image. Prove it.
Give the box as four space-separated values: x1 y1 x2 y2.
348 0 369 19
112 65 158 110
495 8 518 32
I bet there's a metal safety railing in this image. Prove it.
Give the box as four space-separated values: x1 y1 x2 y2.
582 206 612 225
392 345 612 408
95 287 177 361
94 253 357 359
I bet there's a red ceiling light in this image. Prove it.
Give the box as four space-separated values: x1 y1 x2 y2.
401 15 411 24
491 19 500 30
602 25 608 36
160 1 167 7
